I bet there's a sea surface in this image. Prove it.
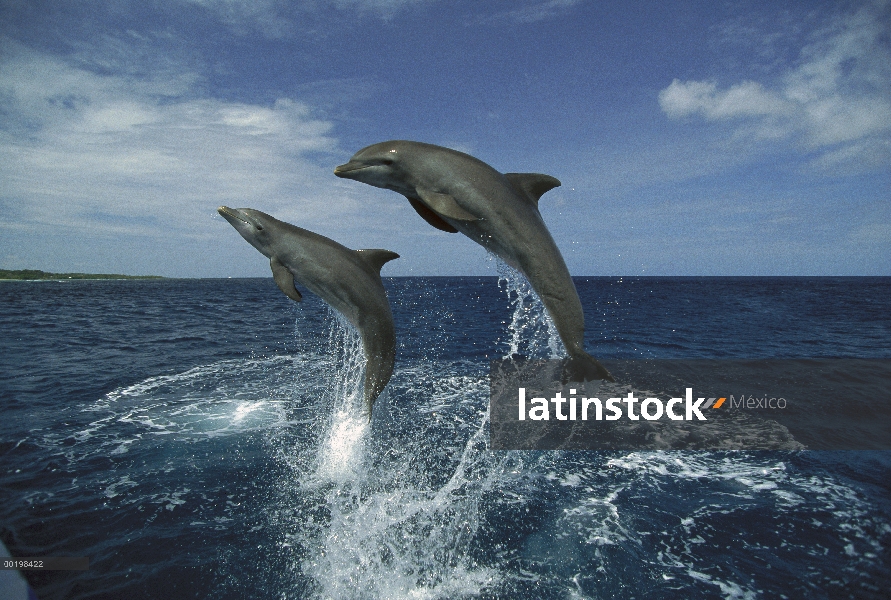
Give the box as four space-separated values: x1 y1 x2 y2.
1 273 890 599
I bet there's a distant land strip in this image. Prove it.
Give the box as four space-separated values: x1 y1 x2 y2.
0 269 164 280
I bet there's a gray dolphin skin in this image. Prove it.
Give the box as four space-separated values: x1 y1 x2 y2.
218 206 399 417
334 140 614 383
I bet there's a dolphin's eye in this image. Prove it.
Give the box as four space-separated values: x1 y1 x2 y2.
256 224 263 231
380 158 394 166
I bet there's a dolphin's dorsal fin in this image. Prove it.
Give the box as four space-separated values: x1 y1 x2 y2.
270 256 302 302
504 173 561 207
407 195 459 233
356 249 400 273
416 188 479 221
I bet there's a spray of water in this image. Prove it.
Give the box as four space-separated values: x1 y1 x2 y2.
314 310 370 484
494 256 565 360
270 265 561 599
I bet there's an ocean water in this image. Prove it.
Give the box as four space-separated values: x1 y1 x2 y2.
1 273 890 599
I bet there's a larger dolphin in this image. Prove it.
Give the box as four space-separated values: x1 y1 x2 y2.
334 140 614 383
218 206 399 416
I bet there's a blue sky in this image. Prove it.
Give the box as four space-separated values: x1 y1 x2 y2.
1 0 888 277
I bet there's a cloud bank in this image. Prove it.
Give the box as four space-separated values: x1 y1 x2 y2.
659 3 891 172
0 41 338 246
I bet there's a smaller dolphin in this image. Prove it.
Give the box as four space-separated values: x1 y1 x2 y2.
218 206 399 417
334 141 613 383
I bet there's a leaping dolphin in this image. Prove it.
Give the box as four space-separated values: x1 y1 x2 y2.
334 141 614 383
218 206 399 417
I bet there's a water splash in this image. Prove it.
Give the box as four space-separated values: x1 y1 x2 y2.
493 256 565 360
302 404 508 600
270 267 590 598
265 274 573 599
314 310 370 484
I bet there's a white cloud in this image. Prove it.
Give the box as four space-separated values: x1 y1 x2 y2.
659 2 891 171
496 0 584 24
659 79 790 120
184 0 435 33
0 41 342 252
182 0 296 37
329 0 435 15
474 0 584 25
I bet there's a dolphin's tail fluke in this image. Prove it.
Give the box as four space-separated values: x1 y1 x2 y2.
562 353 615 383
361 374 384 422
361 334 396 421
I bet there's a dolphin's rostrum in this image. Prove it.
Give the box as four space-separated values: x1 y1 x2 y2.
218 206 399 417
335 141 614 383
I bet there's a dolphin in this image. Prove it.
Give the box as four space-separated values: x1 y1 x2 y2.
218 206 399 417
334 141 614 383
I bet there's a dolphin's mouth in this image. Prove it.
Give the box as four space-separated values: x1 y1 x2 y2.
333 162 369 177
217 206 254 227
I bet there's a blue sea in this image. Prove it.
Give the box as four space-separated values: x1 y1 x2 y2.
1 272 890 599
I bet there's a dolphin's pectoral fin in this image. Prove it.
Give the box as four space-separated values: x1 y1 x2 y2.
270 257 302 302
416 188 479 221
407 196 459 233
356 249 400 273
504 173 561 207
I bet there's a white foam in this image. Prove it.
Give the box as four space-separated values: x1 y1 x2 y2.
75 355 309 451
316 408 368 483
686 569 757 600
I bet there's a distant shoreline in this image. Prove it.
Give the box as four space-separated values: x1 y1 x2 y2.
0 269 164 281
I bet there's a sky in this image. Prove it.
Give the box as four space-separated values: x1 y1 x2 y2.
1 0 889 277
